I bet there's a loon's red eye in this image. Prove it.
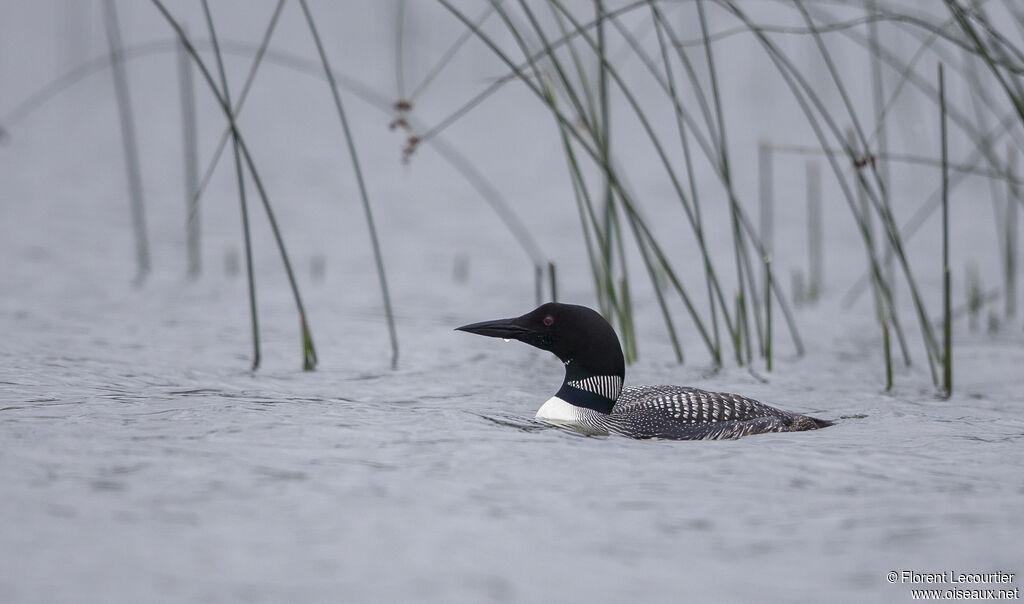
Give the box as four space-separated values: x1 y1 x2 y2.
543 315 554 326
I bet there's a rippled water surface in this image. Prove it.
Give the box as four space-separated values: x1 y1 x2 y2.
2 270 1022 603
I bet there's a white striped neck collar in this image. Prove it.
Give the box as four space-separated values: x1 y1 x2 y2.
555 374 622 414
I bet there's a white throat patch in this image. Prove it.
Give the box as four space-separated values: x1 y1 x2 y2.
535 396 581 423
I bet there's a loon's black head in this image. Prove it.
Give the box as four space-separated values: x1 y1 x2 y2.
455 302 625 381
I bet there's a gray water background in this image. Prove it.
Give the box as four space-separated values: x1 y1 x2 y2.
2 2 1022 602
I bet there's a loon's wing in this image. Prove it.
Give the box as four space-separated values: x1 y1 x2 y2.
602 410 793 440
607 385 795 440
612 386 788 421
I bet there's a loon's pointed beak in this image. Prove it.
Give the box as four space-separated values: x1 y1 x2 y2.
455 317 533 340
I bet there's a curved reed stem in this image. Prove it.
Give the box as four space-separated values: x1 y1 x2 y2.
151 0 317 370
298 0 399 369
440 0 719 359
103 0 150 283
200 0 261 371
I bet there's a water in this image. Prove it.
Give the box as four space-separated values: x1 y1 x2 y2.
2 3 1023 601
2 264 1022 603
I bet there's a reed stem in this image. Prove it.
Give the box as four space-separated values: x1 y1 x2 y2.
409 5 496 101
940 62 952 396
597 0 615 323
620 276 638 364
189 0 286 234
495 0 687 362
806 161 822 302
884 320 893 391
759 141 774 274
153 0 317 371
395 0 407 102
176 29 200 279
724 1 931 381
557 2 756 354
103 0 150 283
200 0 261 371
759 141 773 361
298 0 399 369
867 0 895 295
765 256 773 372
697 0 756 365
649 3 721 365
548 262 558 303
535 264 543 306
1007 145 1019 320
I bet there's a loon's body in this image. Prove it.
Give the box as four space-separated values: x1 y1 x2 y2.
534 385 827 440
457 302 831 440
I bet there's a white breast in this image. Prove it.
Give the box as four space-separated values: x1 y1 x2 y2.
535 396 581 423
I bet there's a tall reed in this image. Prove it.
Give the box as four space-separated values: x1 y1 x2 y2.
867 0 894 294
940 62 952 396
759 141 773 273
697 0 758 366
759 141 773 365
151 0 318 371
436 0 822 369
394 0 408 104
200 0 261 370
31 1 1024 383
176 30 200 279
297 0 399 369
188 0 286 230
102 0 150 283
649 2 721 365
806 161 822 302
556 2 801 358
723 1 927 382
1007 145 1019 320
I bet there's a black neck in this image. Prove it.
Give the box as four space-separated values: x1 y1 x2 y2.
555 381 616 414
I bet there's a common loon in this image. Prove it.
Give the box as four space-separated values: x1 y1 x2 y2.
456 302 832 440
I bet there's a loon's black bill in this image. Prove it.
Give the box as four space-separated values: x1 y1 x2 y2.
455 318 533 340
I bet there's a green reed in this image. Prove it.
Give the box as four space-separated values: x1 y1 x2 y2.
102 0 150 283
939 62 952 397
200 0 261 370
697 0 761 367
806 161 822 304
437 0 825 369
646 3 804 360
649 3 721 366
297 0 398 370
175 30 200 279
152 0 317 371
14 1 1024 387
188 0 285 230
1 23 555 371
867 0 894 293
724 1 930 381
1008 146 1019 321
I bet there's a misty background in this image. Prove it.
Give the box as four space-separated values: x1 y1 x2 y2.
1 2 1021 603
